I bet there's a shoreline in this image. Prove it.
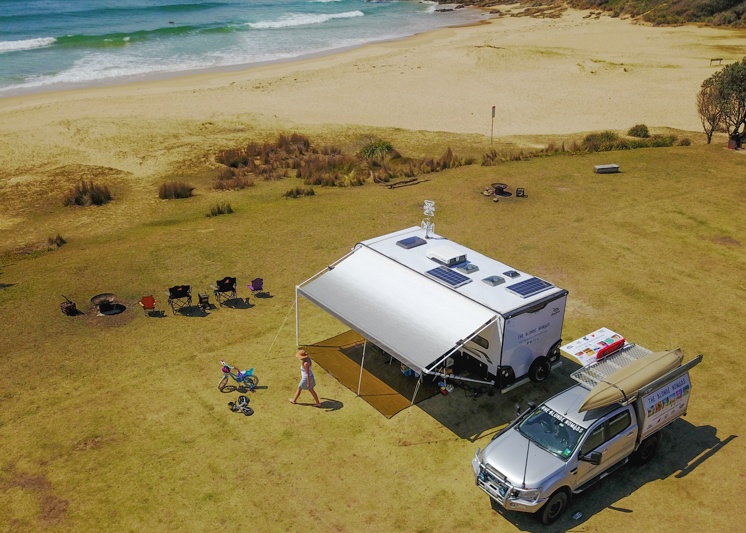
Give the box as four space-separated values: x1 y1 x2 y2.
0 5 492 100
1 10 745 142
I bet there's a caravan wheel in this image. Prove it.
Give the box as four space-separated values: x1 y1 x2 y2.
528 357 551 383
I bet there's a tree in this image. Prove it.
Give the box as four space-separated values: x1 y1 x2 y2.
697 77 723 144
718 58 746 148
698 57 746 147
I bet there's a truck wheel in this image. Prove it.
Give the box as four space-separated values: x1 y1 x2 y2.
630 433 661 466
528 356 551 383
540 489 569 525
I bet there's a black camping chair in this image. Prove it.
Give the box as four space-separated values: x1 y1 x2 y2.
167 285 192 314
211 276 237 306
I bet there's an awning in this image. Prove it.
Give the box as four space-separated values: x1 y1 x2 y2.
297 246 497 374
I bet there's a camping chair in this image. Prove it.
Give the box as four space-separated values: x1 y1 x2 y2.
248 278 268 297
167 285 192 314
139 295 157 316
211 276 237 305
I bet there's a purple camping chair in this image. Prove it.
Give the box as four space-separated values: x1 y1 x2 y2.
247 278 267 298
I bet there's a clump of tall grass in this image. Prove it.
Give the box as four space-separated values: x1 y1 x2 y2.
214 168 254 191
216 133 471 188
206 202 234 217
159 181 194 199
284 187 315 198
63 180 112 206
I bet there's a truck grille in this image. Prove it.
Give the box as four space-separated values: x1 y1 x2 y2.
477 467 509 503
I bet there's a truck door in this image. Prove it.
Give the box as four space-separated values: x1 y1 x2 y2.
575 407 637 486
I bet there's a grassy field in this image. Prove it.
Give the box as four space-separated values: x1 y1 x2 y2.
0 127 744 532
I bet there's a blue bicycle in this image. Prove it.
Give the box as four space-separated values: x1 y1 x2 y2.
218 360 258 392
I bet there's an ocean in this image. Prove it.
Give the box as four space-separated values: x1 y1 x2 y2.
0 0 484 97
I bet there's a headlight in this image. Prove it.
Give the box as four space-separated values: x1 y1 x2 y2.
510 488 541 502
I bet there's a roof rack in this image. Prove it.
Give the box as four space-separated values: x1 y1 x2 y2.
570 343 652 390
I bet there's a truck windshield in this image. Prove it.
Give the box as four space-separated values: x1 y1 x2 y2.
517 405 585 460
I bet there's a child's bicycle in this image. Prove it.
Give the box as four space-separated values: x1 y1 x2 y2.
218 360 259 393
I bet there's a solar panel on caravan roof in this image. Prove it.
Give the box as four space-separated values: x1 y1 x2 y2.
425 266 472 288
506 277 554 298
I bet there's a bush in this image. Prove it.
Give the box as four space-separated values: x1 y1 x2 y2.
582 131 621 151
63 180 112 207
206 202 234 217
159 181 194 199
628 124 650 138
360 140 397 160
678 138 692 146
283 187 315 198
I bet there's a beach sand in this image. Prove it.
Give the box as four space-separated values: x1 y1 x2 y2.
0 7 745 244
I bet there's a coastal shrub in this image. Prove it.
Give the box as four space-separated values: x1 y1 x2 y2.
206 202 234 217
582 131 621 151
159 181 194 200
47 234 67 250
679 137 692 146
360 140 397 160
284 186 315 198
628 124 650 138
63 180 112 207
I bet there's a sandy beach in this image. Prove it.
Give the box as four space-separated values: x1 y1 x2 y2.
1 7 745 241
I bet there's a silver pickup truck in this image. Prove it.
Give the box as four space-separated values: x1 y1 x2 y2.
472 341 702 524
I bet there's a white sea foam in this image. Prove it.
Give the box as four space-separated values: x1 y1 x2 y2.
248 11 364 30
0 37 56 53
309 0 343 3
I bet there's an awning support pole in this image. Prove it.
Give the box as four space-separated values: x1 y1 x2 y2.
410 375 423 406
295 286 299 347
356 340 367 397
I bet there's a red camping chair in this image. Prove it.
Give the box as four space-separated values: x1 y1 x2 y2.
139 295 157 316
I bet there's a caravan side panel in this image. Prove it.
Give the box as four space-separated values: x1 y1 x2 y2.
501 293 567 379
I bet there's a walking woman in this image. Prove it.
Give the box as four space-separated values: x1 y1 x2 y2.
289 349 321 407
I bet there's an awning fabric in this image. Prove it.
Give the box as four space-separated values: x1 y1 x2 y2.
297 246 496 374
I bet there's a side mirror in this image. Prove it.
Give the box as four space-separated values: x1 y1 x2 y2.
581 451 602 465
515 403 521 418
528 401 537 409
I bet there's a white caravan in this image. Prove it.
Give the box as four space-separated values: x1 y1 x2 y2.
296 226 568 390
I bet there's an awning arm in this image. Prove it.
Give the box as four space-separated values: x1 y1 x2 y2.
424 316 498 374
428 372 494 386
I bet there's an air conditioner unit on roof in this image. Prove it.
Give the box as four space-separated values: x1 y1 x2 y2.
426 245 467 267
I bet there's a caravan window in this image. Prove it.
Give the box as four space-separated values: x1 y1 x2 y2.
471 335 489 349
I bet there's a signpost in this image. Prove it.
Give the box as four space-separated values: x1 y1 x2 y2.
491 105 495 144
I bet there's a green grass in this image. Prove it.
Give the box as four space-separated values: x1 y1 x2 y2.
0 135 744 532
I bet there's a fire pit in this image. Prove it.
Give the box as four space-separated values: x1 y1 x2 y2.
90 293 125 315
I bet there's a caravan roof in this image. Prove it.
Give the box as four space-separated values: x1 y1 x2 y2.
361 227 566 316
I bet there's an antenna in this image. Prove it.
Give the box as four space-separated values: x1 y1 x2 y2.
421 200 435 238
522 439 530 489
